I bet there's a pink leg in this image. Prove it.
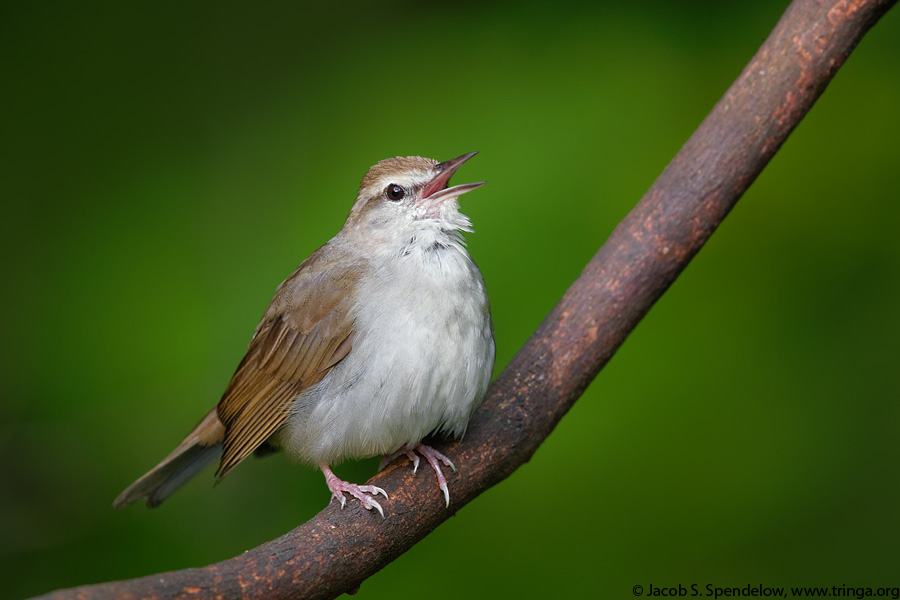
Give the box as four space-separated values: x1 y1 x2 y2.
320 464 388 518
381 443 457 507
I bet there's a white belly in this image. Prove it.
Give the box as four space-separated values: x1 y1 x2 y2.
276 244 494 466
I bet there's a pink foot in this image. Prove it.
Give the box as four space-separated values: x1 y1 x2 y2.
381 443 457 507
379 446 420 473
320 464 388 518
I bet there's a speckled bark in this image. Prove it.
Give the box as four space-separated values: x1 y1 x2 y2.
34 0 896 599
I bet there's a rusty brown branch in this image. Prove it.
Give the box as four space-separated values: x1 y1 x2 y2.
33 0 897 598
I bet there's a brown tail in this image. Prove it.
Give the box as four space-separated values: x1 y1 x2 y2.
113 408 225 508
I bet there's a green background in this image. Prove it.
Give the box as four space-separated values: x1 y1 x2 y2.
4 1 900 598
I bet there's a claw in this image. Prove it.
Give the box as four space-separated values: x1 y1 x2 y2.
381 446 421 474
416 445 453 507
359 484 388 500
408 444 457 507
407 450 420 474
439 481 450 508
320 464 389 518
378 444 458 507
434 452 455 473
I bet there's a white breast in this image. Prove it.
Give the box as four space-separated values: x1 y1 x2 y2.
278 238 495 466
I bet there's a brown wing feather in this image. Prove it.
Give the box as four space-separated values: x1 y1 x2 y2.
215 247 361 480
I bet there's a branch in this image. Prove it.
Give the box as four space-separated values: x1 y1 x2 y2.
35 1 896 598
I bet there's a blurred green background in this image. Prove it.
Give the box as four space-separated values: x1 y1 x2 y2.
3 1 900 598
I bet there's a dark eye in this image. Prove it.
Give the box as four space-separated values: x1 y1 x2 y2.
385 184 405 202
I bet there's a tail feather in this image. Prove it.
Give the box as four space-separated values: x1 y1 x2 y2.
113 408 225 509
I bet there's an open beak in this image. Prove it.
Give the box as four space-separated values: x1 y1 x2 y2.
420 151 485 205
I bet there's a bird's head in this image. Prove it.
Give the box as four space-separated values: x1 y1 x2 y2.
344 152 484 249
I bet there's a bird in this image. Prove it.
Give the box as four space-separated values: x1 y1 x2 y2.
113 152 495 517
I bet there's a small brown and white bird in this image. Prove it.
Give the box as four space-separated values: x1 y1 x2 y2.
114 152 495 517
